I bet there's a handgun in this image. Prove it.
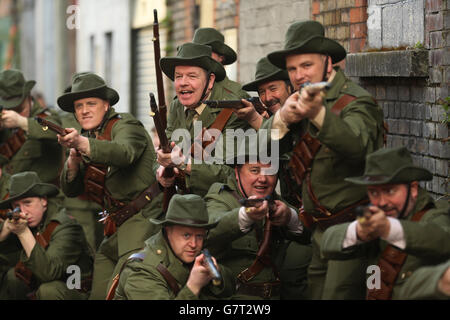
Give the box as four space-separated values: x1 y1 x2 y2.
201 248 222 286
355 205 372 223
35 117 67 136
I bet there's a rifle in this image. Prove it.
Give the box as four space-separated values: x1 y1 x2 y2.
203 97 268 116
201 248 222 286
239 195 277 215
0 207 21 221
35 117 67 136
152 9 167 130
300 81 331 95
149 93 178 212
355 205 373 224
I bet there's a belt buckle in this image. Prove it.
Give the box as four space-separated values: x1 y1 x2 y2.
263 283 272 299
98 210 109 222
237 268 254 283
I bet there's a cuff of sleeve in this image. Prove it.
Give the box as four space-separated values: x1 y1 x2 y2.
310 106 326 130
287 208 303 234
342 221 360 249
382 217 406 249
238 207 255 233
271 111 290 140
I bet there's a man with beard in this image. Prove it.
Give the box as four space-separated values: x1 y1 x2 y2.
321 147 450 300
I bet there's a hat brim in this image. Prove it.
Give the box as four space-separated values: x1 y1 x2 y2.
268 36 347 69
242 70 290 92
0 80 36 109
149 217 219 230
208 41 237 65
0 183 59 210
160 56 226 82
344 166 433 186
57 85 119 112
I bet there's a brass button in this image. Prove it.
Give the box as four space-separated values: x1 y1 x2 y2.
156 249 162 255
401 273 406 279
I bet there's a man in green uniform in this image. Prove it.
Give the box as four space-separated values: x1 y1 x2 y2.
113 194 234 300
56 72 164 300
156 42 250 197
321 147 450 300
0 69 63 185
397 260 450 299
0 171 92 300
192 27 249 99
260 20 385 299
204 142 311 299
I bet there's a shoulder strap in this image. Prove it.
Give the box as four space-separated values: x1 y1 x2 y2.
35 221 60 249
367 205 432 300
156 263 180 295
97 116 120 141
330 94 357 115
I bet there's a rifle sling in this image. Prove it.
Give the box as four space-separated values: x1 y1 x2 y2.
366 205 433 300
156 263 180 295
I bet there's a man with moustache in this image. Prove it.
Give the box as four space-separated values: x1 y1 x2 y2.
204 143 311 299
57 72 164 300
192 27 249 99
260 20 385 299
113 194 234 300
156 42 250 197
321 147 450 300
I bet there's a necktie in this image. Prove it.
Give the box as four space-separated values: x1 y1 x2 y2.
185 109 197 130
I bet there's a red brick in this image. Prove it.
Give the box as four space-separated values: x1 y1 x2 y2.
349 7 368 23
341 9 350 23
312 1 320 15
350 22 367 39
350 37 366 53
426 0 442 12
426 12 444 32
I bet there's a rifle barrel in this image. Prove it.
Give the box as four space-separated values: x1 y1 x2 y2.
35 117 66 136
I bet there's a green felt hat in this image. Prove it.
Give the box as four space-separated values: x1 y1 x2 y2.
192 27 237 65
160 42 226 82
0 171 59 209
0 69 36 108
345 147 433 185
267 20 346 69
242 57 290 92
150 194 218 229
57 72 119 112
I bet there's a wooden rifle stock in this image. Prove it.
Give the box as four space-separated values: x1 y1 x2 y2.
150 93 175 212
203 97 268 115
0 207 21 221
153 9 167 130
35 117 66 136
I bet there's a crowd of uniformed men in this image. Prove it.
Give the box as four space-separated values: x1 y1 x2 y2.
0 20 449 300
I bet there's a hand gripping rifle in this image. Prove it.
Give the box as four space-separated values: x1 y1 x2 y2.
152 9 167 130
203 97 268 116
0 207 21 221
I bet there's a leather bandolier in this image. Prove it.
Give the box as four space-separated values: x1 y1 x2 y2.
82 116 161 236
14 221 60 290
232 191 281 299
0 110 49 161
366 205 432 300
289 94 374 230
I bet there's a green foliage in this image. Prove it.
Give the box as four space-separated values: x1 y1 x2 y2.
414 41 425 49
439 96 450 125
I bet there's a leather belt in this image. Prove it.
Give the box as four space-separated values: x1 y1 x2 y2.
106 182 162 227
236 280 281 299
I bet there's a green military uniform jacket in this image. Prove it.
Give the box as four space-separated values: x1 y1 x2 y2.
396 259 450 300
113 231 234 300
321 188 450 299
60 108 163 256
166 83 251 197
204 174 307 298
261 67 385 215
216 76 250 99
19 199 92 285
0 101 63 184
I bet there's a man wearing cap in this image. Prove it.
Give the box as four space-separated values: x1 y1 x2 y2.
0 69 63 185
260 20 385 299
192 27 249 99
0 171 93 300
157 42 250 197
321 147 450 300
112 194 234 300
204 140 311 300
56 72 164 300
